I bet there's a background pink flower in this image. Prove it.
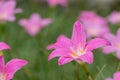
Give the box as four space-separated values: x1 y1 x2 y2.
19 13 52 36
107 11 120 24
47 20 110 65
47 0 67 7
0 1 22 22
103 28 120 59
78 11 110 38
105 72 120 80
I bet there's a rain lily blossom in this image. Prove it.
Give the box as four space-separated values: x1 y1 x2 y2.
47 20 111 65
107 11 120 24
0 54 28 80
0 42 28 80
103 28 120 59
47 0 67 7
105 72 120 80
78 11 110 39
19 13 52 36
0 1 23 22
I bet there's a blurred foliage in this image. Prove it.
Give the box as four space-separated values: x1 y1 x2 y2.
1 0 120 80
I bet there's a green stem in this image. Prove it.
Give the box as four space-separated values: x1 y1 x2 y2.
0 23 7 41
77 61 93 80
74 62 80 80
24 67 34 80
116 61 120 71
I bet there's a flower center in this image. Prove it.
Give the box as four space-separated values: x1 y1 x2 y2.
0 51 3 56
117 43 120 49
88 28 98 36
70 46 86 58
0 73 6 80
0 13 8 21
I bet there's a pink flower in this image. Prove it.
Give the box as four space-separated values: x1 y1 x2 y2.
0 55 28 80
0 42 10 51
19 13 52 36
47 0 67 7
47 20 110 65
105 72 120 80
103 28 120 59
0 1 22 22
107 11 120 24
0 42 28 80
78 11 110 38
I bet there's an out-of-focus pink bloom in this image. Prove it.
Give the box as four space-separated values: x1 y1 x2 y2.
107 11 120 24
0 1 23 22
19 13 52 36
0 55 28 80
0 42 10 51
103 28 120 59
47 0 67 7
105 72 120 80
47 20 110 65
78 11 110 38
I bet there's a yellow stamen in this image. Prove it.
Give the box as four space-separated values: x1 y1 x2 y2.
70 46 85 58
0 51 3 56
70 47 78 57
0 14 7 20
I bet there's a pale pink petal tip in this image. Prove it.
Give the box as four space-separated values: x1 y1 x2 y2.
42 18 52 26
47 44 54 50
105 78 113 80
15 8 23 13
87 38 111 51
0 42 11 51
58 57 73 65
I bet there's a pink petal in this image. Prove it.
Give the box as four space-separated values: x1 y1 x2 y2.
0 42 10 51
107 11 120 24
103 46 116 54
47 0 58 7
79 11 110 39
2 1 16 10
58 56 73 65
86 38 111 51
71 20 86 47
104 33 116 43
59 0 67 7
117 28 120 39
0 2 3 7
47 35 72 50
79 51 93 64
30 13 41 24
105 78 113 80
41 18 52 27
116 51 120 59
6 59 28 80
114 72 120 80
0 55 5 73
19 19 41 36
8 16 15 22
14 8 23 13
48 48 69 60
19 19 28 27
1 1 16 14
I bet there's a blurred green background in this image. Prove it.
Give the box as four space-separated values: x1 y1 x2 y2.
1 0 120 80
